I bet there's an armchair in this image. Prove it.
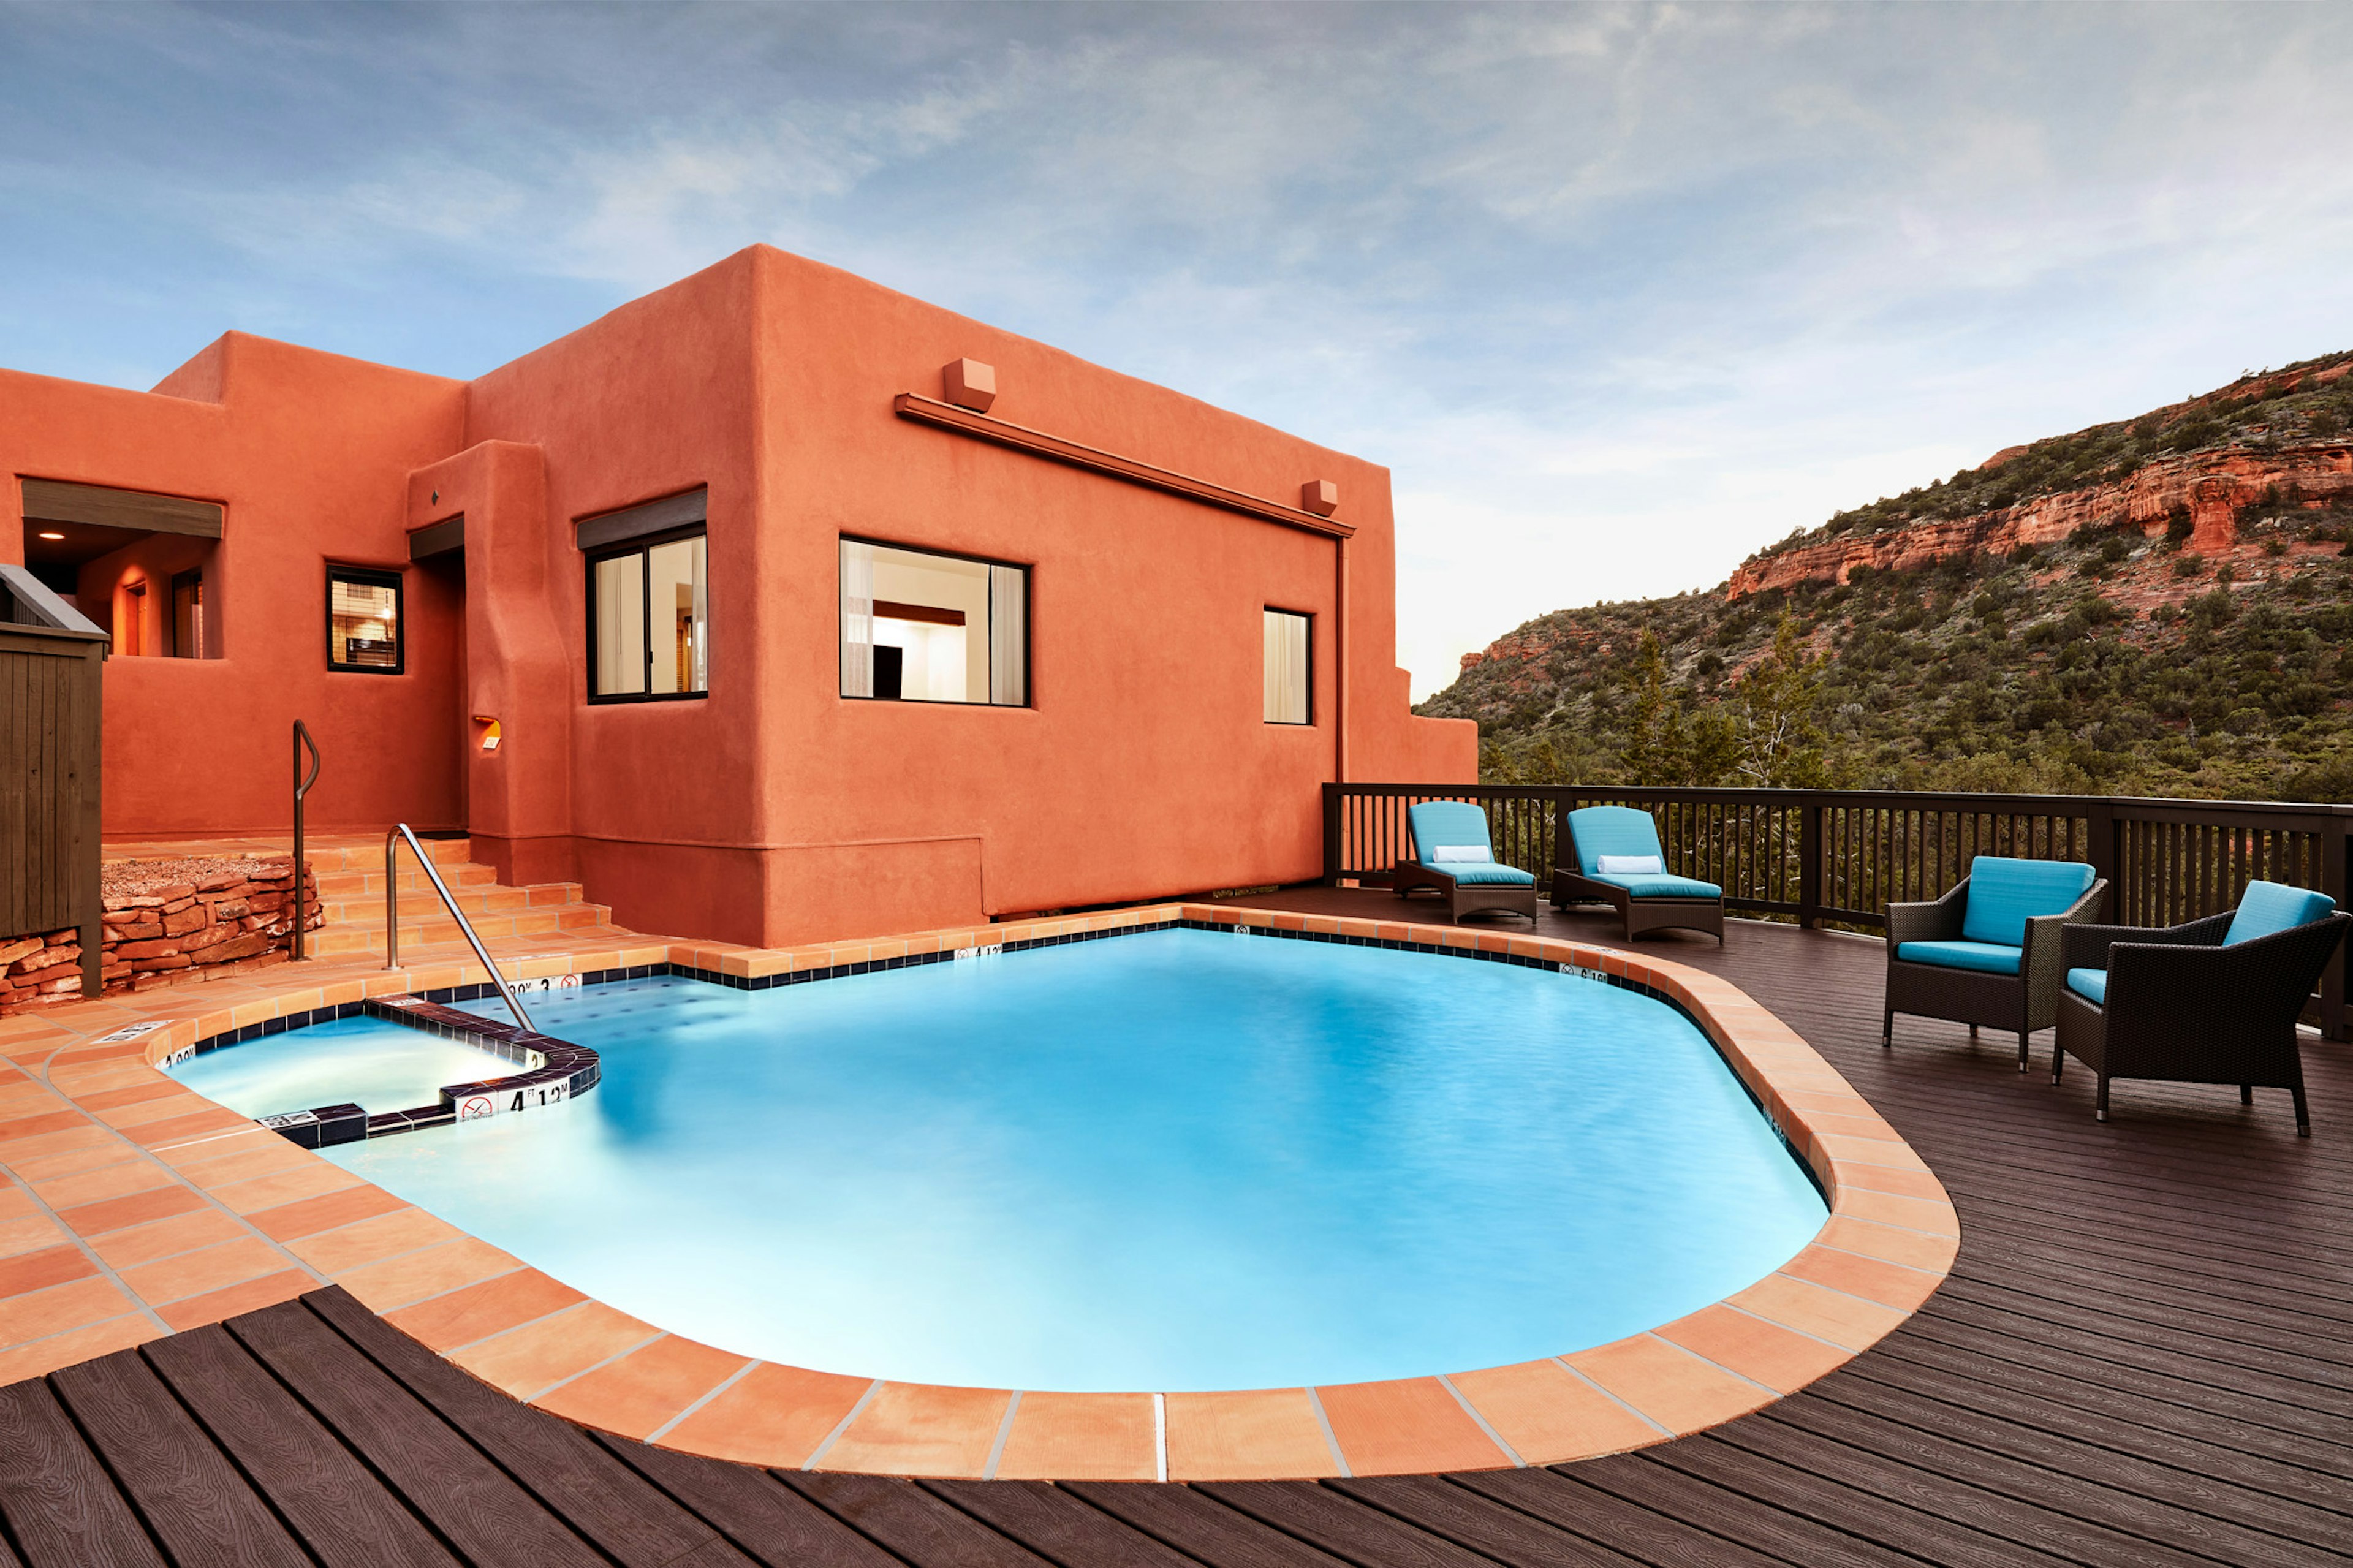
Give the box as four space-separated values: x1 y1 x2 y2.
2054 882 2348 1134
1882 857 2107 1070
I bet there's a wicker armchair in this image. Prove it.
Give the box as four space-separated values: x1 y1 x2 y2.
2054 909 2349 1134
1882 866 2107 1071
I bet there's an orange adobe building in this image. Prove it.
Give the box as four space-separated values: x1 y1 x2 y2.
1 246 1472 947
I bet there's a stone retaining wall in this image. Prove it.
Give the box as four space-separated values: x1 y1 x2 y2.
0 857 323 1015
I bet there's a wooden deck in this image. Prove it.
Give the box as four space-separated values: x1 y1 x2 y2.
4 893 2350 1566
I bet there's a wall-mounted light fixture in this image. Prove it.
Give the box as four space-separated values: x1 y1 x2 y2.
473 714 501 752
37 531 64 540
1300 480 1340 518
942 358 997 413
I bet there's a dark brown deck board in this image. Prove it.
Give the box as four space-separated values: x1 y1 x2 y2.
303 1286 748 1568
143 1322 459 1568
778 1472 1054 1567
0 1379 161 1568
225 1300 605 1568
1062 1480 1357 1568
1324 1475 1647 1568
589 1433 901 1568
1198 1479 1505 1568
13 898 2353 1567
922 1479 1207 1568
48 1348 309 1568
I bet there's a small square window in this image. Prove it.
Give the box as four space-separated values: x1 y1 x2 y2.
328 567 403 673
1264 608 1311 724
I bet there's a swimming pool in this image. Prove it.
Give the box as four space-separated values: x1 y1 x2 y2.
172 927 1827 1392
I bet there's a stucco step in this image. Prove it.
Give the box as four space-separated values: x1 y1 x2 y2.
311 862 499 898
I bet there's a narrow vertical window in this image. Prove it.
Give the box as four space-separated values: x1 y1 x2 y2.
839 539 1028 706
119 581 145 657
1264 608 1311 724
327 567 403 673
586 528 707 702
170 570 206 659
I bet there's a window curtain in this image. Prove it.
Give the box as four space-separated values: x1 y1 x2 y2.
840 539 874 697
1264 609 1309 723
988 564 1026 705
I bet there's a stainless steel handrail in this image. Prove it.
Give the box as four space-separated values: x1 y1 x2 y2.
384 824 536 1032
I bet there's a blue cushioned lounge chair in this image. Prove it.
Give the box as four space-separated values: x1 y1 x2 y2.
1549 806 1724 942
1883 855 2106 1070
2054 880 2349 1134
1392 801 1538 924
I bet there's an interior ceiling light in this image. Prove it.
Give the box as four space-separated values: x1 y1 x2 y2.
37 531 64 540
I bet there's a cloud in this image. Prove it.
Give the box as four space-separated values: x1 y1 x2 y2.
4 1 2352 700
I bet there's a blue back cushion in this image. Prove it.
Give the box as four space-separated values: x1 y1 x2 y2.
2224 880 2335 945
1569 806 1664 876
1959 857 2096 947
1408 801 1493 865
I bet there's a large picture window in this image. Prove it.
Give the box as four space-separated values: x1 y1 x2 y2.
1264 608 1311 724
839 539 1027 706
328 567 401 673
588 531 708 700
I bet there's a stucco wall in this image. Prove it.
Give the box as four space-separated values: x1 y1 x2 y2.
6 246 1472 947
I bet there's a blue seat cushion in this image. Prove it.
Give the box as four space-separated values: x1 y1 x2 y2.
1408 800 1495 864
1895 939 2023 975
1959 857 2096 947
2223 880 2336 945
1567 806 1665 875
1588 873 1724 900
2065 967 2107 1005
1432 862 1536 887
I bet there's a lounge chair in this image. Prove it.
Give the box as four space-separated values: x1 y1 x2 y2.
2053 881 2349 1134
1883 855 2106 1070
1548 805 1724 942
1392 801 1539 924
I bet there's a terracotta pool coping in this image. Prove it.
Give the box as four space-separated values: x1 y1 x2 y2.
0 903 1957 1482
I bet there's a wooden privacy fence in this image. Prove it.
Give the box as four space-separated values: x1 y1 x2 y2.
1325 781 2353 1040
1 566 108 1001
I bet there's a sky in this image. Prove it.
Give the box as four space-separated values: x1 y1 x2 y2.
5 2 2351 699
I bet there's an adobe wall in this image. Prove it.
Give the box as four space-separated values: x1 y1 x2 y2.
458 247 1472 945
0 338 470 836
12 247 1472 949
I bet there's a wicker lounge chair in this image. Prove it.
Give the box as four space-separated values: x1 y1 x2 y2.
2053 881 2349 1134
1392 800 1538 924
1883 856 2106 1070
1548 805 1724 942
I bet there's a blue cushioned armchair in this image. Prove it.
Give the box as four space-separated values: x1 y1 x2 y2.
1883 856 2107 1070
1393 801 1539 924
2054 881 2349 1134
1549 806 1724 942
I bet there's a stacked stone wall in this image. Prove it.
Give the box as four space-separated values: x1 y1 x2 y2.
0 857 323 1015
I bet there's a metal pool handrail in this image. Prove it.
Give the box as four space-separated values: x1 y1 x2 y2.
383 823 536 1033
290 719 321 961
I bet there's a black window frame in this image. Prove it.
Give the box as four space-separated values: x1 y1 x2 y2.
325 565 404 676
585 524 710 705
1263 605 1314 726
840 534 1033 709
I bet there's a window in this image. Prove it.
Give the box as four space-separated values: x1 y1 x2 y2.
588 531 708 700
328 567 403 673
839 539 1027 706
119 581 145 657
172 570 207 659
1264 608 1311 724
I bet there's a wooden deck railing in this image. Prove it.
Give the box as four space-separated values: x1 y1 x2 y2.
1324 782 2352 1039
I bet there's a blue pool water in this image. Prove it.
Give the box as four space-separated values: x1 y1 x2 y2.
170 1018 517 1116
175 930 1825 1390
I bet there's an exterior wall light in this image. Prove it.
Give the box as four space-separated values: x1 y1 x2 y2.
942 358 997 413
1300 479 1340 517
37 531 64 540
